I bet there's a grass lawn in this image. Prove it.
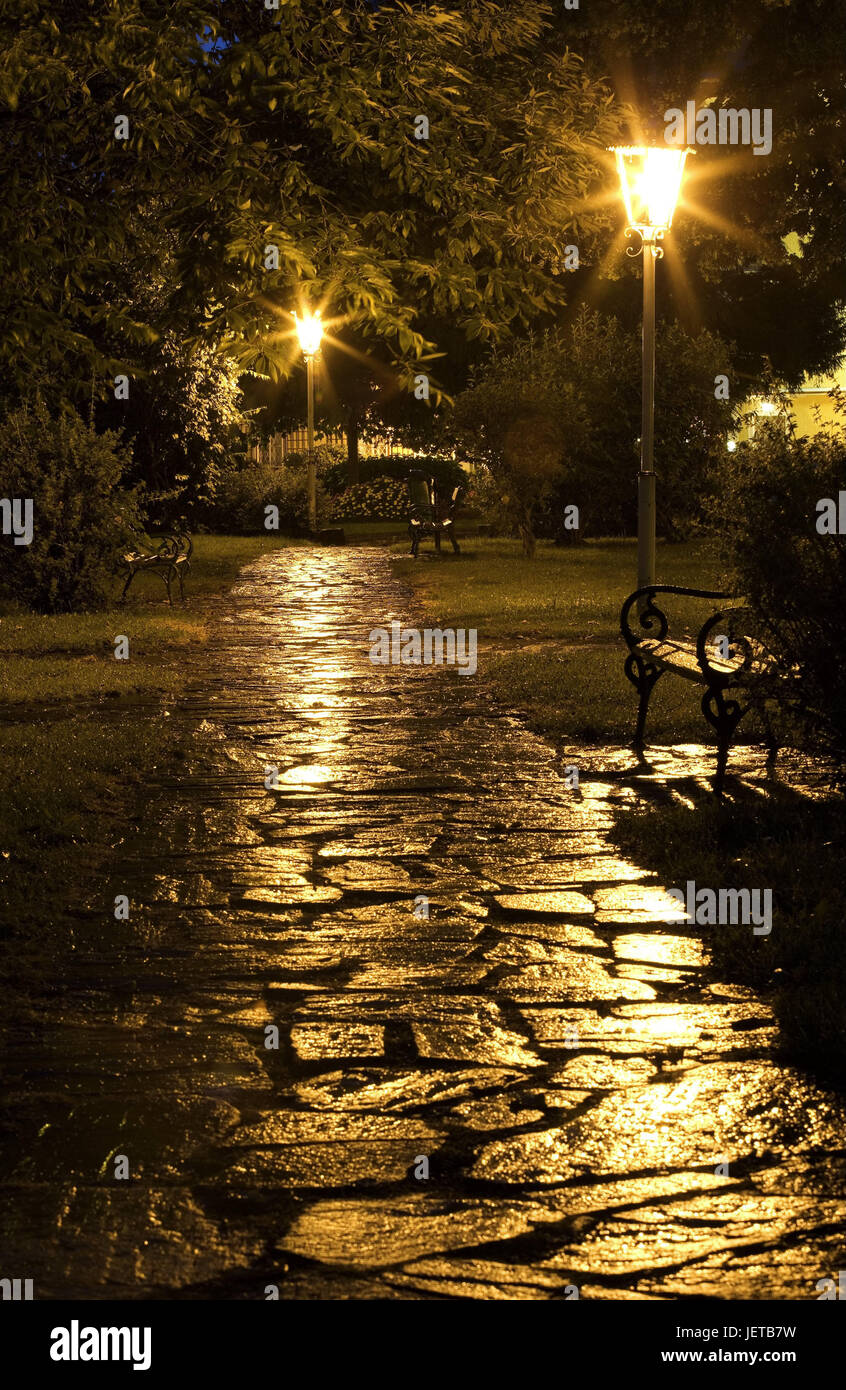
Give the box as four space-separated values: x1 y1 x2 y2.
0 534 288 936
0 534 295 703
392 536 756 744
342 520 408 541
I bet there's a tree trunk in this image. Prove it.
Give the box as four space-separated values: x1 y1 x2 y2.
347 411 360 486
518 511 536 558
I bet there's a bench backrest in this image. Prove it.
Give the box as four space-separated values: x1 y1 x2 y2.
434 482 463 521
408 471 435 523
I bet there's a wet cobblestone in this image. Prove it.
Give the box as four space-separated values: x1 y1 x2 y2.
2 546 844 1300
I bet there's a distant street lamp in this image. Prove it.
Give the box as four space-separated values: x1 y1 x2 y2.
611 146 691 591
294 309 323 533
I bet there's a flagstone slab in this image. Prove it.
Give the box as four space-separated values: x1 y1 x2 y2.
493 890 595 916
237 884 344 909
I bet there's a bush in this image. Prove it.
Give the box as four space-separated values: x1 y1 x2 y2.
449 344 573 557
283 444 347 496
331 475 408 521
321 452 468 497
716 404 846 769
469 466 516 537
0 399 143 613
209 460 327 533
470 463 576 541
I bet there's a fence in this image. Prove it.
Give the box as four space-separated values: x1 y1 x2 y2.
248 431 418 466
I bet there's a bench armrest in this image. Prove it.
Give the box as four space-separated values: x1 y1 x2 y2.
122 530 192 566
620 584 738 650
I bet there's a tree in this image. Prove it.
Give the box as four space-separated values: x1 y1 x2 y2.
448 336 583 556
562 0 846 381
555 309 734 539
446 308 733 547
97 337 246 513
0 0 621 406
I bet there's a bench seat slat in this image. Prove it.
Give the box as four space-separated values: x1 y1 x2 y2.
638 637 769 680
637 637 737 679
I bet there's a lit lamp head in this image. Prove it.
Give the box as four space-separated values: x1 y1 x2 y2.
294 309 323 358
611 146 692 241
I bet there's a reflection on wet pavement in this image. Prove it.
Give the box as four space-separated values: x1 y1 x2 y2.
2 547 844 1300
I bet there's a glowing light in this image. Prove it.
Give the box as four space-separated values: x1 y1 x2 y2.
279 764 335 785
759 400 777 416
611 146 692 235
294 309 323 357
727 439 737 452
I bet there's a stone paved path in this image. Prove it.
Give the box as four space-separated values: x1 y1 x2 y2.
3 547 845 1300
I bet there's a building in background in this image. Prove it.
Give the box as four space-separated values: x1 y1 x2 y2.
728 360 846 452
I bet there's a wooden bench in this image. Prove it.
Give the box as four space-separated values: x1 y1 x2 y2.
408 471 462 557
620 584 778 794
119 529 192 605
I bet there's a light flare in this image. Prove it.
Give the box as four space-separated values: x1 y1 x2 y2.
611 146 692 235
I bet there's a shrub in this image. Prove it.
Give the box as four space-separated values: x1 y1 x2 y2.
469 466 518 537
321 452 468 497
331 475 408 521
716 403 846 770
209 460 327 533
283 444 347 496
0 399 143 613
449 345 573 557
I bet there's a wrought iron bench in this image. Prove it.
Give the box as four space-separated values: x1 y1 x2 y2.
620 584 778 795
119 528 192 605
408 470 462 557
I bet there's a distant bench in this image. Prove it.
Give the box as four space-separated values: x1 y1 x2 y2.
119 529 192 605
408 470 463 557
620 584 779 795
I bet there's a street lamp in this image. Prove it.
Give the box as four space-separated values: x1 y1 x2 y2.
294 309 323 533
611 145 692 591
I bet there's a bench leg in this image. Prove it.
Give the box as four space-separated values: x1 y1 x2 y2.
702 686 745 796
624 652 663 751
434 529 442 553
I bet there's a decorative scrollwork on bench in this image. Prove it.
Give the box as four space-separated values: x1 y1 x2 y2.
119 529 192 606
695 607 757 686
620 584 730 650
619 583 777 795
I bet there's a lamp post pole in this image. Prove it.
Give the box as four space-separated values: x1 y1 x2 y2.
610 144 691 595
306 353 316 534
638 235 657 592
294 309 323 537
